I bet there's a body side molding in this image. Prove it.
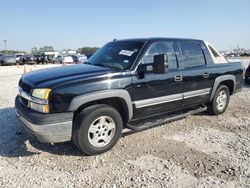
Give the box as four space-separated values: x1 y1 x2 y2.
133 93 183 108
184 88 211 99
209 75 236 102
69 89 133 121
133 88 211 109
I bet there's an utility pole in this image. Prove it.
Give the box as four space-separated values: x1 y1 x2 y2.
3 39 7 54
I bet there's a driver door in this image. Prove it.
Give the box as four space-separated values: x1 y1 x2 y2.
132 41 184 119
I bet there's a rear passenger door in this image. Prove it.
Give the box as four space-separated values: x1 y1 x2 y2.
177 41 213 107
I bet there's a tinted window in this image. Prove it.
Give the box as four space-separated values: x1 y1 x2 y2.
179 42 206 68
88 41 144 70
142 42 177 69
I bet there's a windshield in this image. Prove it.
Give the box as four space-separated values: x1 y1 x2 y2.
3 55 16 59
87 41 144 70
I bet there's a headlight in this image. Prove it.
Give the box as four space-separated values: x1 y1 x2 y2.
30 88 51 113
32 88 51 99
30 102 50 113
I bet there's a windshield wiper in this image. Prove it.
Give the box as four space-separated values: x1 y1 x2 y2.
95 63 112 69
85 62 117 69
84 61 91 65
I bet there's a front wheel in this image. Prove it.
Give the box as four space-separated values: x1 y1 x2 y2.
207 85 230 115
73 104 123 155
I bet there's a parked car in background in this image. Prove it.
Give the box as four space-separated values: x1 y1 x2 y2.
34 55 46 64
19 55 36 65
70 55 80 64
86 54 93 59
16 55 22 62
45 55 54 64
54 55 74 64
0 55 16 65
78 54 87 63
70 55 88 64
245 64 250 85
240 52 250 57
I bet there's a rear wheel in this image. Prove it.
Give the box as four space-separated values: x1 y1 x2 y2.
245 78 250 85
207 85 230 115
73 104 123 155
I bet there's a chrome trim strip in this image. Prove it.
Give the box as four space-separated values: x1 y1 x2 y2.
18 86 48 105
133 94 183 108
133 88 211 109
18 86 32 101
31 97 49 105
183 88 211 99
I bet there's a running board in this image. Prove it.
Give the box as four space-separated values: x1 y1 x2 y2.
126 106 207 132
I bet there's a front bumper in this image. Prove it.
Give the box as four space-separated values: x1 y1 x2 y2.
15 96 73 143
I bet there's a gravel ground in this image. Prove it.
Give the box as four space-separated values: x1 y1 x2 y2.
0 65 249 188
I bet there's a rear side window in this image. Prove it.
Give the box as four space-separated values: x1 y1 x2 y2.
208 45 220 57
142 42 177 70
179 42 206 68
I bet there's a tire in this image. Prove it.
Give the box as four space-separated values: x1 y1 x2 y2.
207 85 230 115
245 78 250 85
73 104 123 155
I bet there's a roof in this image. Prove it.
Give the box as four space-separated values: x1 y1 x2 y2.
114 37 203 43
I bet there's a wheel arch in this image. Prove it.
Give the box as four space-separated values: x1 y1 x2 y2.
209 75 236 102
69 89 133 123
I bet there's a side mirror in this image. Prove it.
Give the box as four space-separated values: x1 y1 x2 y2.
153 54 168 74
137 63 146 79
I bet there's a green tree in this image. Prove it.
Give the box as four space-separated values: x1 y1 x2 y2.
77 47 99 55
39 46 54 52
0 50 25 55
31 47 38 54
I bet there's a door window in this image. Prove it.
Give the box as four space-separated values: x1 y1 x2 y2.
142 42 177 69
179 42 206 68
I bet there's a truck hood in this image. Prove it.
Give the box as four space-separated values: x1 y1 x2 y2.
21 64 116 88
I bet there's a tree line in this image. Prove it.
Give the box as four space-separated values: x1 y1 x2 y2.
77 47 99 55
31 46 99 55
0 50 25 55
1 46 100 56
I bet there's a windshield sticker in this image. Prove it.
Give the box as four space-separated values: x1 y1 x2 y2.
119 50 135 57
123 60 129 63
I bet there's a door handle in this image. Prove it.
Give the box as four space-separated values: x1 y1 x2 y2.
174 75 183 82
203 72 209 78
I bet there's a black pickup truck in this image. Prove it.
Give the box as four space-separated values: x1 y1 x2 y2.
15 38 243 155
245 64 250 85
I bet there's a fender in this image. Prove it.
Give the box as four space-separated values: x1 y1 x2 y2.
69 89 133 121
209 75 236 102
